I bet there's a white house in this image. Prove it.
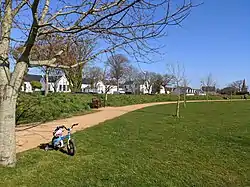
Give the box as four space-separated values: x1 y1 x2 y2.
123 81 166 94
172 87 206 96
81 78 121 94
44 74 71 93
19 72 122 94
81 79 104 93
21 74 43 93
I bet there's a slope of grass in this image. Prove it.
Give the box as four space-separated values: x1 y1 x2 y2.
3 101 250 186
17 92 243 125
16 93 92 124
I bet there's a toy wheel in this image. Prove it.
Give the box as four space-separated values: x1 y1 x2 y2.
44 145 49 151
67 139 76 156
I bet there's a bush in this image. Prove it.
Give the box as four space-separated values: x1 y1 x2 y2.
30 81 42 90
16 93 93 125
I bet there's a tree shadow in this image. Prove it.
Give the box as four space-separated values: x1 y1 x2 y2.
16 122 45 131
213 135 250 148
227 136 250 147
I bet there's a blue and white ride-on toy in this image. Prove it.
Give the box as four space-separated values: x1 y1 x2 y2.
45 123 78 156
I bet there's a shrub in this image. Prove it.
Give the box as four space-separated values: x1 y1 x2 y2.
16 93 93 125
30 81 42 90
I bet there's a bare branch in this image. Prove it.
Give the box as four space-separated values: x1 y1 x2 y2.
12 0 28 17
40 0 50 24
29 50 65 67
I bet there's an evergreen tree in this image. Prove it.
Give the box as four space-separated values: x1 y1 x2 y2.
241 79 248 92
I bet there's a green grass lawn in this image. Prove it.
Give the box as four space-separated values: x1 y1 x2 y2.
2 101 250 186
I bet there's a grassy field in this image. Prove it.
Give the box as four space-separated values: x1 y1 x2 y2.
3 101 250 186
16 92 243 125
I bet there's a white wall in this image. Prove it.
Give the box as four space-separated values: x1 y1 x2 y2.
124 82 166 94
46 75 71 93
21 82 33 92
159 86 165 94
21 81 43 93
81 81 118 94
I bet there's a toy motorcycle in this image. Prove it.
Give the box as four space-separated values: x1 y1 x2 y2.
45 123 78 156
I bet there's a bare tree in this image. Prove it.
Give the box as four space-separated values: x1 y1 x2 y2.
124 65 141 94
101 65 115 107
141 71 158 94
44 35 95 92
48 68 64 93
151 73 164 94
107 54 130 92
0 0 197 166
201 73 216 101
229 80 243 93
83 66 103 89
161 74 174 93
167 63 185 118
181 77 190 108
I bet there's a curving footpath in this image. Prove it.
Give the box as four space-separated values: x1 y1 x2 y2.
16 99 242 153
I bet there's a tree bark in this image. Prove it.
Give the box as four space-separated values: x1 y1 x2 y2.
176 94 180 118
104 92 108 107
164 87 168 94
183 93 186 108
44 67 49 96
117 79 119 93
0 86 17 167
64 67 82 93
0 0 17 167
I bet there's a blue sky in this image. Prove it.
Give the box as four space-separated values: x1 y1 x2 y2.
138 0 250 88
26 0 250 88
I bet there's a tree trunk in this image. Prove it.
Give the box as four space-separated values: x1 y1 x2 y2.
0 0 16 166
206 91 209 101
0 86 17 167
44 67 49 96
183 93 186 108
64 66 83 93
164 87 168 94
104 92 108 107
176 94 180 118
117 80 119 92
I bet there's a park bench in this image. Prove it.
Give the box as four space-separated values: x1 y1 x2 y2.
91 97 102 109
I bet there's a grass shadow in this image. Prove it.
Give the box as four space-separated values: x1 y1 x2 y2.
212 134 250 148
227 136 250 147
38 142 72 156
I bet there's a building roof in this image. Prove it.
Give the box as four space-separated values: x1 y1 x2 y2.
82 78 92 84
48 76 62 83
124 80 134 85
201 86 216 92
23 74 42 82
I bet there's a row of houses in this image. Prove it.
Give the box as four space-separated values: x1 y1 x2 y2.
21 74 206 95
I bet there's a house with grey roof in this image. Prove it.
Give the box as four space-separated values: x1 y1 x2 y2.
21 74 43 92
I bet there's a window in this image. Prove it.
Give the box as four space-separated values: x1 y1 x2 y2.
63 85 66 91
59 85 62 91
